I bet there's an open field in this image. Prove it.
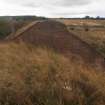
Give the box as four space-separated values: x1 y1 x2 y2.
58 19 105 26
58 19 105 56
69 29 105 56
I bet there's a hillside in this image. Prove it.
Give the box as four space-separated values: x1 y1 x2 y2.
58 19 105 26
6 20 105 70
0 43 105 105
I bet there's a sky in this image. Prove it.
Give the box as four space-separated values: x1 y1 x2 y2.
0 0 105 18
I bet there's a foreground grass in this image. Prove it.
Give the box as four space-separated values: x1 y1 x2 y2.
0 42 105 105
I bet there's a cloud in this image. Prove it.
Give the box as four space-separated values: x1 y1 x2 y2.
3 0 91 7
0 0 105 17
54 0 91 7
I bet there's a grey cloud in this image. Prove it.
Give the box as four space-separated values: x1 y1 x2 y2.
54 0 91 7
23 0 91 8
23 2 41 8
1 0 105 17
4 0 91 7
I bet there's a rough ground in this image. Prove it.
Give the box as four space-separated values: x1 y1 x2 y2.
6 20 105 70
0 43 105 105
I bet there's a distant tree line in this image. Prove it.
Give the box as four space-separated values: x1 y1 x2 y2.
84 16 104 19
0 16 47 21
59 16 105 20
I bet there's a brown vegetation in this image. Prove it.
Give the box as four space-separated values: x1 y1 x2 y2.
0 19 104 105
64 22 105 57
0 43 105 105
58 19 105 26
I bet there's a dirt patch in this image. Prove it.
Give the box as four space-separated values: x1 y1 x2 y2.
6 20 105 70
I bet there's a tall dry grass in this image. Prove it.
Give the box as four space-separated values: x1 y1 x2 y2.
0 42 105 105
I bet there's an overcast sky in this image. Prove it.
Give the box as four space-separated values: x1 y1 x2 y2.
0 0 105 18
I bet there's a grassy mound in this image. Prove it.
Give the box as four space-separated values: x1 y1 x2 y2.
0 43 105 105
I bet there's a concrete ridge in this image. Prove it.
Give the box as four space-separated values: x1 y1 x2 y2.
6 20 46 40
